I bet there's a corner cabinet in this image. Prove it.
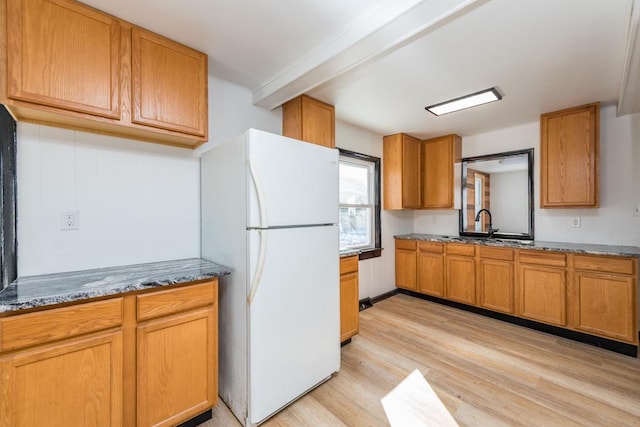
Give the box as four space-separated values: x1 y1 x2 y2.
394 238 638 346
540 103 599 207
1 0 208 148
383 133 422 209
282 95 335 148
0 280 219 427
383 133 461 210
339 255 359 343
421 134 461 209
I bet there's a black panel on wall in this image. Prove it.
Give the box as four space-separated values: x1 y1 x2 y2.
0 105 17 290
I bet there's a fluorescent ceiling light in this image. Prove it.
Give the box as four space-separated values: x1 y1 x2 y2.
425 87 502 116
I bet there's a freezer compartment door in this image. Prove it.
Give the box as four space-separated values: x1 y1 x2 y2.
246 129 338 228
247 226 340 425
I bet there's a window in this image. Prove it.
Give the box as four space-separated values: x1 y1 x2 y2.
338 149 381 257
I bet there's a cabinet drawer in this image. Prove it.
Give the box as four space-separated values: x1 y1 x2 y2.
395 239 417 250
0 298 123 352
340 255 359 275
446 243 475 257
479 246 514 261
137 281 215 321
419 242 444 253
573 255 635 275
519 250 566 267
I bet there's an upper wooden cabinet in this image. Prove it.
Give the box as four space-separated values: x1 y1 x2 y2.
383 133 422 209
422 134 461 209
1 0 209 148
131 28 207 137
383 133 461 210
540 103 599 207
282 95 335 148
6 0 121 119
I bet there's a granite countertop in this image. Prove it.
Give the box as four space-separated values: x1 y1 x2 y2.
394 233 640 258
0 258 231 314
339 249 361 258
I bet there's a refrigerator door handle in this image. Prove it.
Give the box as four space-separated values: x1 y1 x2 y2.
248 157 268 228
248 229 267 305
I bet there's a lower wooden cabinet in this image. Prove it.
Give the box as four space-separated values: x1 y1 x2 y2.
478 247 514 314
394 239 638 345
0 280 219 427
518 264 567 326
445 243 476 305
0 331 123 427
445 255 476 305
572 271 636 343
418 249 444 297
396 240 417 291
340 255 359 343
138 308 216 427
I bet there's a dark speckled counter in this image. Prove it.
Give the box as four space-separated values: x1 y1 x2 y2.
339 249 361 258
0 258 230 314
394 233 640 258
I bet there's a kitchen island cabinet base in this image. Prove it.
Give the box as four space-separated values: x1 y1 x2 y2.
397 288 638 357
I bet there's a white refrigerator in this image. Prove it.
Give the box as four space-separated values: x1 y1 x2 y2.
200 129 340 426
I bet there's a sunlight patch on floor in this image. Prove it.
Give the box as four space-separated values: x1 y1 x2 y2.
381 369 459 427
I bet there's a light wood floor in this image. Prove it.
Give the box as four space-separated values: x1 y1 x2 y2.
206 294 640 426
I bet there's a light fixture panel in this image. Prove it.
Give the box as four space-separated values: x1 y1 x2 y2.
426 87 502 116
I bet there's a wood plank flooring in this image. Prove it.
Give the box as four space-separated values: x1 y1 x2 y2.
206 294 640 426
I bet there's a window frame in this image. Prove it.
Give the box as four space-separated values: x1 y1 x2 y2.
338 148 382 259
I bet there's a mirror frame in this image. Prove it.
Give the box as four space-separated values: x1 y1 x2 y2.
458 148 535 240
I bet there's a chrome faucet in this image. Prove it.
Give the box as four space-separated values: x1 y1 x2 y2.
474 208 499 238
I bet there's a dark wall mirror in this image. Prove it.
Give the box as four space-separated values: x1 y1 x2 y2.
459 149 534 240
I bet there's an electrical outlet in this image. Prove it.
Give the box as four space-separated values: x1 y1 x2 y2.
571 217 581 228
60 210 79 230
633 204 640 216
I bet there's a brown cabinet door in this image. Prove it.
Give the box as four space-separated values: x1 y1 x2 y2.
301 97 335 148
6 0 121 118
131 28 208 137
540 103 599 207
418 251 444 297
572 271 636 343
478 259 514 314
340 271 359 342
282 95 335 148
383 133 421 209
402 135 421 208
445 255 476 305
422 135 452 208
518 265 566 326
396 248 417 290
137 307 217 427
0 331 123 427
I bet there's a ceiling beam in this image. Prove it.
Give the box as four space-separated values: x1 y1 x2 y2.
252 0 485 110
618 0 640 116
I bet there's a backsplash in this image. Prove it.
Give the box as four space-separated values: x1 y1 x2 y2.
16 123 201 276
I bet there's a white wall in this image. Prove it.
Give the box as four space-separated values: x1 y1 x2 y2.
490 170 529 233
17 75 282 276
17 123 201 275
197 75 282 153
336 121 414 299
414 105 640 247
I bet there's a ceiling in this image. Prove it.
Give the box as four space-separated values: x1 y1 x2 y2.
83 0 639 139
